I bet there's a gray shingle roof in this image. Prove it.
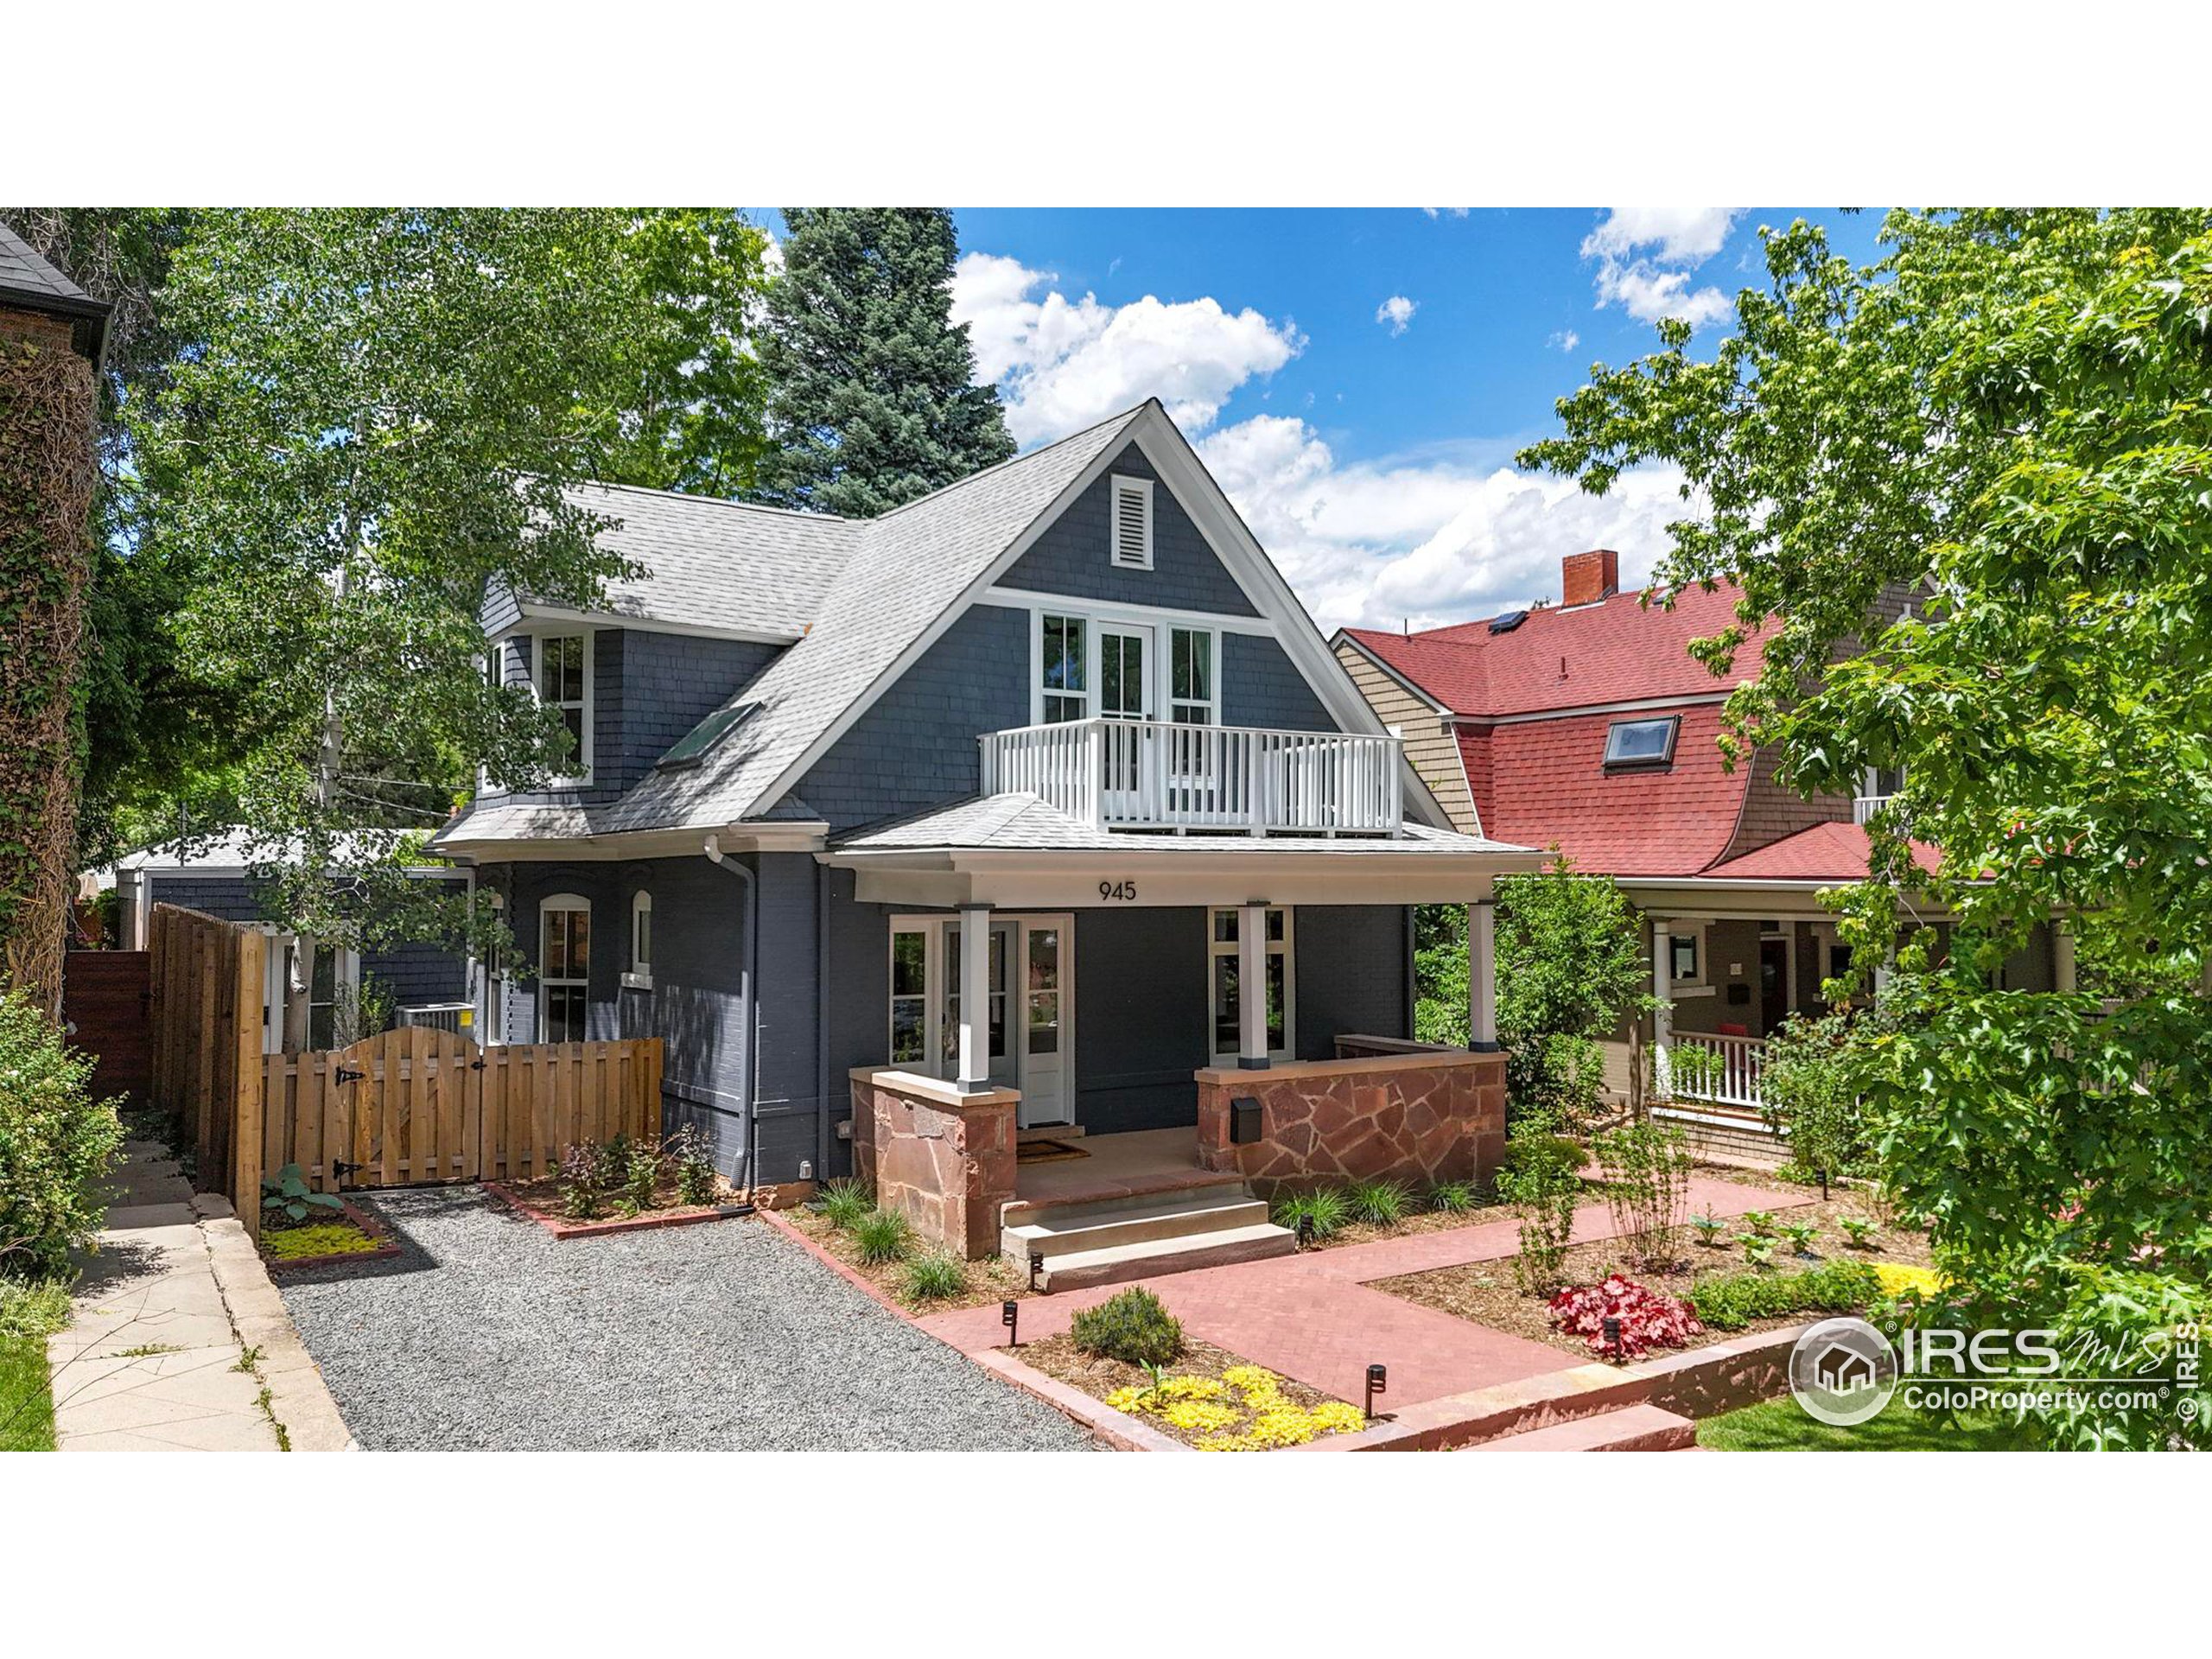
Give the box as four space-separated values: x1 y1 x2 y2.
834 793 1535 856
0 222 111 323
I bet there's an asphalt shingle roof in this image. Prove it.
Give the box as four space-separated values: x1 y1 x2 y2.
0 222 111 323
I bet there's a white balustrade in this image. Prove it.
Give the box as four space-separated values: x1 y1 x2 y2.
1669 1030 1768 1109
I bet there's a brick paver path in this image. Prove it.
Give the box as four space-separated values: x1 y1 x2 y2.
919 1173 1807 1408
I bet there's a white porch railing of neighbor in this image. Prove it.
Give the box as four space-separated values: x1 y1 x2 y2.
981 717 1403 836
1853 794 1894 823
1670 1030 1768 1110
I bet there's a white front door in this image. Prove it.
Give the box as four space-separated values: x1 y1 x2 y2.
898 912 1075 1127
1017 918 1069 1127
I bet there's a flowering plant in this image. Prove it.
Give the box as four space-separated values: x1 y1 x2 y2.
1548 1274 1703 1358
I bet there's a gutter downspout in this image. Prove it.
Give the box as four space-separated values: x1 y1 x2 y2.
817 863 833 1183
703 835 761 1195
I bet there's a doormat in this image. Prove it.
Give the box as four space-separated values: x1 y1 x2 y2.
1016 1138 1090 1165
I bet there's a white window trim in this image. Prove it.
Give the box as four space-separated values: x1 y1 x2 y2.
1209 906 1295 1062
885 914 1077 1104
1668 921 1710 990
1029 607 1223 731
531 626 595 785
1167 623 1218 726
1109 474 1154 570
623 889 653 990
540 892 591 1042
1034 610 1091 726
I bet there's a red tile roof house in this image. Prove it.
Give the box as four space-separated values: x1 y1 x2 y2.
1333 549 2068 1147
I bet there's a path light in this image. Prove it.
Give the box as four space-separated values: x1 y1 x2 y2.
1028 1251 1046 1292
1602 1315 1623 1363
1296 1214 1316 1250
1365 1363 1388 1421
1001 1300 1020 1348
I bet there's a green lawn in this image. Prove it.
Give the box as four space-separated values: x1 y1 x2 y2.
1696 1395 2040 1452
1 1329 56 1452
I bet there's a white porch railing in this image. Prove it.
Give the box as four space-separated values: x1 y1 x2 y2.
1669 1031 1768 1110
1852 794 1893 824
980 717 1403 836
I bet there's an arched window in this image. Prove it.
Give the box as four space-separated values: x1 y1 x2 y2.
540 893 591 1043
626 890 653 989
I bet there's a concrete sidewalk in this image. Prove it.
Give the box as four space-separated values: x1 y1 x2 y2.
46 1141 354 1452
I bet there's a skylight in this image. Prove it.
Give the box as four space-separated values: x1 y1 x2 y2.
655 703 756 772
1603 715 1679 768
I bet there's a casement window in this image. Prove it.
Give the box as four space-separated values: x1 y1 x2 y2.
537 632 592 779
1168 626 1216 724
1040 613 1089 723
889 926 931 1066
540 893 591 1043
1604 715 1679 768
1209 907 1294 1060
1670 932 1700 984
1109 475 1154 570
624 890 652 990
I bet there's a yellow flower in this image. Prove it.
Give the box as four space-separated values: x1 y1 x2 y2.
1161 1400 1243 1433
1875 1262 1946 1297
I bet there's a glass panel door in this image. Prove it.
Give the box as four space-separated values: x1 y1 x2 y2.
1098 623 1150 817
1018 920 1068 1127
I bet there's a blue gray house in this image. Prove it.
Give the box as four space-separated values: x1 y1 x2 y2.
434 400 1539 1273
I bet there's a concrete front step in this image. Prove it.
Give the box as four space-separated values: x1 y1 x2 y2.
1027 1221 1298 1293
1002 1185 1274 1262
1461 1402 1697 1452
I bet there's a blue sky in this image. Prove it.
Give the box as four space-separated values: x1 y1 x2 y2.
779 207 1890 632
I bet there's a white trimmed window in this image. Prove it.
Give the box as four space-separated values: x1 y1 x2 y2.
1109 475 1154 570
1209 907 1294 1060
536 632 592 780
1604 715 1679 768
889 925 932 1068
1169 626 1216 725
1039 613 1089 723
540 893 591 1043
624 890 653 989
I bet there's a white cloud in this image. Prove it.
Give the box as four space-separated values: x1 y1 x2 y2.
1421 207 1470 219
1580 206 1740 330
1375 295 1417 336
950 251 1300 447
1198 414 1695 632
1548 328 1580 353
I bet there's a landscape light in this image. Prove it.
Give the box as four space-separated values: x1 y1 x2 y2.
1365 1362 1388 1421
1602 1315 1623 1361
1001 1300 1020 1347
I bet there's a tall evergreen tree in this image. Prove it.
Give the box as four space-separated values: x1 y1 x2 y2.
753 208 1014 516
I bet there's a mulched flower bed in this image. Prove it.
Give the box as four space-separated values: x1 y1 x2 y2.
1373 1189 1934 1361
1300 1198 1516 1250
779 1205 1029 1312
260 1199 404 1271
1017 1333 1364 1450
484 1173 746 1240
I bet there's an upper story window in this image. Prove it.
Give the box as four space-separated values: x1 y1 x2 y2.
1109 475 1154 570
541 893 590 1042
1603 715 1679 769
624 890 653 990
537 632 592 780
1040 613 1088 722
1169 626 1216 725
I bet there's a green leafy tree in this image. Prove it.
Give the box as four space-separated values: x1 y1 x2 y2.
1524 209 2212 1446
752 208 1014 516
129 209 771 1036
1758 1008 1869 1198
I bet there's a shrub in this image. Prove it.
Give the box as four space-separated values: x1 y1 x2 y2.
0 994 124 1277
1071 1286 1184 1368
899 1251 967 1303
620 1138 662 1215
1739 1237 1778 1271
1686 1259 1882 1332
1346 1177 1412 1228
1270 1186 1348 1243
669 1125 717 1206
1427 1180 1479 1214
817 1178 873 1230
1549 1274 1704 1358
1497 1115 1582 1296
559 1141 608 1220
852 1207 912 1266
1592 1119 1694 1271
1760 1009 1869 1196
1691 1207 1729 1247
1839 1217 1879 1250
1778 1222 1820 1255
1739 1210 1778 1237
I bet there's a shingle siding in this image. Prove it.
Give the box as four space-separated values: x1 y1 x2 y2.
1224 632 1335 732
1001 442 1259 616
790 603 1030 831
1335 641 1476 833
1713 743 1852 868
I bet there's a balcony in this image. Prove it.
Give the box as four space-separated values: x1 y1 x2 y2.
1852 794 1893 824
980 717 1403 836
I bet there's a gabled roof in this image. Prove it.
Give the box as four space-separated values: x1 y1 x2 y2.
0 222 113 356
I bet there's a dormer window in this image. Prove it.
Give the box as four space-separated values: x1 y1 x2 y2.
1603 715 1679 769
1109 475 1154 570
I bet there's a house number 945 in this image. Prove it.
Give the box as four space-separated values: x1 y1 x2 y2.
1098 880 1138 902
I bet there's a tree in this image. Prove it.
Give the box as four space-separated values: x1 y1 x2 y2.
1524 211 2212 1445
751 208 1014 516
128 209 772 1038
1414 856 1650 1128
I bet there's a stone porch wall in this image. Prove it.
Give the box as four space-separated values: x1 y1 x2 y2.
1192 1049 1506 1195
848 1068 1018 1260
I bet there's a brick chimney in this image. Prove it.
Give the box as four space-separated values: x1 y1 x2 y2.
1561 549 1620 607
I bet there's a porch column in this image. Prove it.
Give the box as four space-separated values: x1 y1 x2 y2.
2053 920 2076 995
1650 917 1674 1097
1467 898 1499 1052
957 902 992 1092
1238 899 1269 1069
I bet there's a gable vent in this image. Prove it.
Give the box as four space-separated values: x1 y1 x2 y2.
1109 475 1154 570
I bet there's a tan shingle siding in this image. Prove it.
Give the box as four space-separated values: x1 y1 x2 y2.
1334 642 1478 835
1713 743 1852 868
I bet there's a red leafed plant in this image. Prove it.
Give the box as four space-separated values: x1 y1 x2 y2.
1548 1274 1704 1358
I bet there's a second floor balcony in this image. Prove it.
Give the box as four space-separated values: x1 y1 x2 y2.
980 717 1404 836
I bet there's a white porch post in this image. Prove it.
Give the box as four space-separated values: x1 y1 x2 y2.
1238 899 1269 1069
1650 917 1674 1097
1467 897 1498 1051
2053 921 2077 995
957 902 991 1092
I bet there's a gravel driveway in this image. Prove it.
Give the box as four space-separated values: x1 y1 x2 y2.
277 1187 1097 1451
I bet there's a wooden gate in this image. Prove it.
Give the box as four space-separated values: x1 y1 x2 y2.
62 949 152 1108
261 1031 664 1192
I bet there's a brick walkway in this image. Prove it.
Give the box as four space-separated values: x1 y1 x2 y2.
918 1173 1805 1408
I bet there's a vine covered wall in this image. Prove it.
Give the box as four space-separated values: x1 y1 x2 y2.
0 308 97 1014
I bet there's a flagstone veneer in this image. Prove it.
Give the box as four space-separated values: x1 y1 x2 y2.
849 1068 1018 1260
1192 1050 1505 1195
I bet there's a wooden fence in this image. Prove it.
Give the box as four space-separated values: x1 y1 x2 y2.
147 903 663 1237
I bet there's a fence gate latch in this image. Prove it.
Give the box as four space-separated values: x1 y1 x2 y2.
470 1058 487 1071
329 1158 364 1188
334 1065 365 1086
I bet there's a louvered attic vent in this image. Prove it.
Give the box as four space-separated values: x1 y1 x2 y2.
1109 474 1154 570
